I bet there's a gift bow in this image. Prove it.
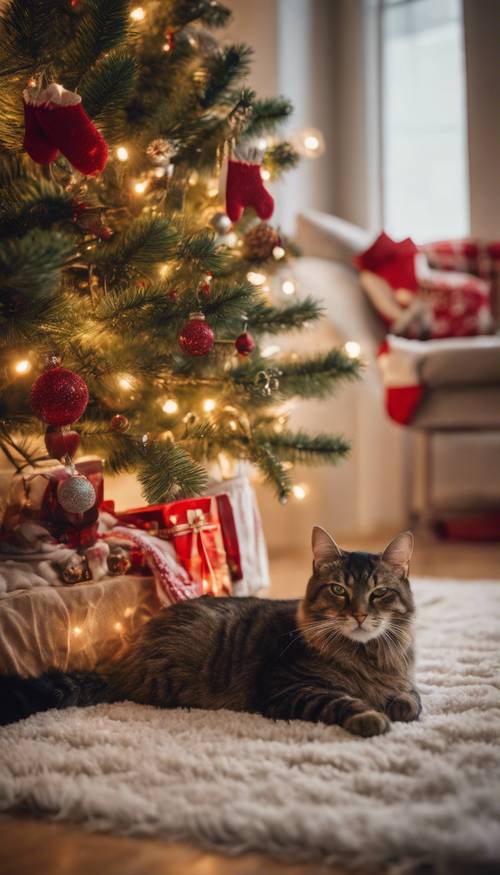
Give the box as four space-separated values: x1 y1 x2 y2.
164 505 224 595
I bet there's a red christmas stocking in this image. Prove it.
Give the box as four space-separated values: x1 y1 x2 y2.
377 339 424 425
28 83 108 176
225 158 274 222
22 93 59 165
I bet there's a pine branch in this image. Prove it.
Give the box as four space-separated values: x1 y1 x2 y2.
256 428 351 465
247 296 323 334
231 349 362 400
63 0 130 85
0 178 75 236
169 0 232 29
138 440 208 503
242 96 293 139
91 216 179 284
79 49 137 141
198 44 253 109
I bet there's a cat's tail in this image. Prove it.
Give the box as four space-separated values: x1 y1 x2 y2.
0 670 109 726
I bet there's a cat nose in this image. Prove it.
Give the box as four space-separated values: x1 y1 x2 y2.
353 613 368 626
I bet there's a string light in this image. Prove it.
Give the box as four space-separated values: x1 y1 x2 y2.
261 344 281 358
130 6 145 21
247 271 267 286
203 398 216 413
114 622 123 632
162 398 178 414
123 607 134 618
292 484 309 500
293 127 325 159
207 179 219 197
273 245 285 261
116 146 129 161
118 374 134 390
344 340 361 359
228 419 237 431
14 359 31 374
133 180 147 195
260 168 271 181
281 278 296 296
72 626 82 636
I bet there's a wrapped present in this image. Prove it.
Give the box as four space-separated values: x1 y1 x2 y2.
112 494 242 596
2 457 103 549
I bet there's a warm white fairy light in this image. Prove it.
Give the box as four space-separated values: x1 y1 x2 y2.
116 146 129 161
207 179 219 197
203 398 216 413
344 340 361 359
130 6 145 21
292 484 309 500
124 607 134 618
260 168 271 181
281 278 296 296
114 622 123 632
224 232 238 248
118 375 134 390
293 127 326 159
273 245 285 261
247 271 267 286
133 180 147 194
228 419 237 431
14 359 31 374
162 398 178 414
256 137 268 151
261 344 281 358
73 626 82 636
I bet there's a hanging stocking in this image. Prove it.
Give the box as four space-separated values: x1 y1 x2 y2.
23 83 108 176
377 338 424 425
222 156 274 223
22 97 59 165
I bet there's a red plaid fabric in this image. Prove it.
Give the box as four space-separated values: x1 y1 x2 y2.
422 239 500 323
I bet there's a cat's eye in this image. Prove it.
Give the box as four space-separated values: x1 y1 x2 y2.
372 587 389 598
330 583 346 597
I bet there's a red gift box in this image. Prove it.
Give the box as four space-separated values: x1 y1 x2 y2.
2 458 103 548
112 494 243 596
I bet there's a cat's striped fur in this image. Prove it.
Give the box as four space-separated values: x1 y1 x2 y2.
0 528 421 736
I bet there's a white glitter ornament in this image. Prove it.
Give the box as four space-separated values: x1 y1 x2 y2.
57 475 96 514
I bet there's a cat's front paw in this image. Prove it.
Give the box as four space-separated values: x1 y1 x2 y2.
343 709 390 737
387 693 421 723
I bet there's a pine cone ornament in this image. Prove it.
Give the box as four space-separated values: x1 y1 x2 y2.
243 223 280 260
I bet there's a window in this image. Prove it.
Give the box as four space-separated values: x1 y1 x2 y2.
382 0 469 243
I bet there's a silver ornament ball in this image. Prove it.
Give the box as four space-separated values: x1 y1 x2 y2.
211 212 232 235
57 475 96 514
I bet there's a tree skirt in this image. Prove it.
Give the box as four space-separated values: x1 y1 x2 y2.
1 579 499 874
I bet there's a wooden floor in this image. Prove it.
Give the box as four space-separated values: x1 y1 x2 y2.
1 530 499 875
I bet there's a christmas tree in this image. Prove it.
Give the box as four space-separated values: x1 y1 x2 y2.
0 0 360 506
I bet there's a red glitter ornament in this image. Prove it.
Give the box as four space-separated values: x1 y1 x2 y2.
235 331 255 356
111 414 129 432
178 312 214 357
31 366 89 426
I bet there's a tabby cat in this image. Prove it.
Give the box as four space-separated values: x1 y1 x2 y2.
0 527 421 736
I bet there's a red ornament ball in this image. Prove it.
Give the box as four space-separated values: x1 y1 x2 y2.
235 331 255 356
98 225 113 240
178 312 214 357
111 414 129 432
31 367 89 426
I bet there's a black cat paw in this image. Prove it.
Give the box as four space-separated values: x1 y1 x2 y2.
343 709 390 737
387 693 420 723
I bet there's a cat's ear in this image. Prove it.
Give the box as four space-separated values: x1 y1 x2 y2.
381 531 414 575
312 525 343 568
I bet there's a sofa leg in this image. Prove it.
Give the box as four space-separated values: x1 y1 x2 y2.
419 431 434 526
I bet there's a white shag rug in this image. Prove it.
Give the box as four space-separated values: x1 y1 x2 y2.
1 578 500 874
